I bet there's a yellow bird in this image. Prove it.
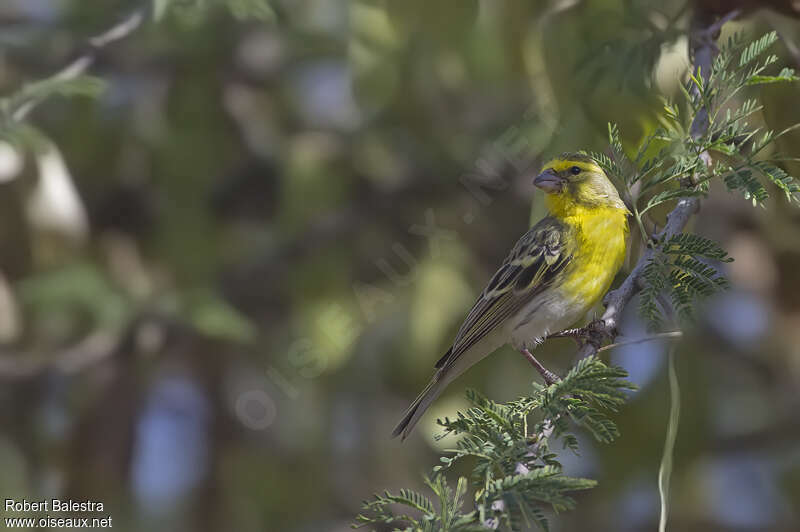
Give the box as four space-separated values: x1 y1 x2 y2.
393 153 629 440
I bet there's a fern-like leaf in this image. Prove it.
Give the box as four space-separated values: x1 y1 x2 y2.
738 32 779 68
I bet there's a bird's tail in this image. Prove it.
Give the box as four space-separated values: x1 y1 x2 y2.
391 375 447 440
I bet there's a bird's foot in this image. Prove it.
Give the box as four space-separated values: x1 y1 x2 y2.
520 348 561 386
548 320 613 350
584 319 612 349
546 326 584 347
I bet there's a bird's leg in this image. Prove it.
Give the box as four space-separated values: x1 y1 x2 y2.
520 348 561 385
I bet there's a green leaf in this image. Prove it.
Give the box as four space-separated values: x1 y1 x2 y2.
3 75 107 118
662 233 732 262
639 254 670 330
227 0 276 22
738 31 778 67
746 67 798 85
642 187 703 214
724 168 768 203
153 0 173 21
751 161 800 202
188 292 257 343
18 262 131 331
152 0 276 24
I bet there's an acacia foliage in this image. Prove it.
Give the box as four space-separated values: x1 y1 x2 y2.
591 31 799 329
354 356 635 531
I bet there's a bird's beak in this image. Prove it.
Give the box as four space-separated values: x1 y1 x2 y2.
533 169 564 193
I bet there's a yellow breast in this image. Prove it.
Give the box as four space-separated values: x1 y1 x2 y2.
559 205 628 307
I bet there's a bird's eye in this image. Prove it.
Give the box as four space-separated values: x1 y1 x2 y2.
570 166 581 175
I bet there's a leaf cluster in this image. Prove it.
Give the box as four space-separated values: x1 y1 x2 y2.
0 0 276 152
0 75 107 152
354 356 636 531
639 233 732 328
592 32 799 330
153 0 276 23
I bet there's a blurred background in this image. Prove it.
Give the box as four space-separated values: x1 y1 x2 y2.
1 1 800 531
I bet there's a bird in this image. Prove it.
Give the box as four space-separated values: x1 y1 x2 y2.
392 153 629 440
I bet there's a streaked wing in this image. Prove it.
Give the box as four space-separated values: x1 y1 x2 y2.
435 216 573 370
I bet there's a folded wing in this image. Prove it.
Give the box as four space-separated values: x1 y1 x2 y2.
435 216 573 370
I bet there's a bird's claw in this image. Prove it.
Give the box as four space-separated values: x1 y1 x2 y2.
548 320 612 349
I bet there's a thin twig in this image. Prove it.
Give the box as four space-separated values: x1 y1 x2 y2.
0 311 183 381
12 6 149 122
0 331 118 380
597 331 683 352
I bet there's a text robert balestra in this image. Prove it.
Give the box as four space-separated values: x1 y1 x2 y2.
5 499 104 512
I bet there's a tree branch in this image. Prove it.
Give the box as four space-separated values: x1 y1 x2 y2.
596 331 683 353
11 5 149 122
0 331 119 380
486 16 742 525
578 8 742 360
0 312 173 381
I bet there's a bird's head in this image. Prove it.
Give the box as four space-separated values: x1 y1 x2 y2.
534 153 628 215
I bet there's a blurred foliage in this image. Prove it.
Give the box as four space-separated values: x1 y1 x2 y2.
154 0 276 24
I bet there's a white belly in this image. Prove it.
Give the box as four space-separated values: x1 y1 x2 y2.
433 291 590 388
506 290 589 350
